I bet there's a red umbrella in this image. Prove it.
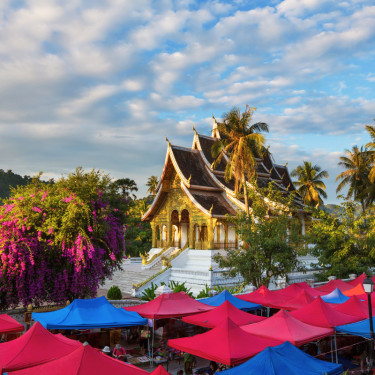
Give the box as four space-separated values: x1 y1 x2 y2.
0 322 81 373
0 314 24 334
168 317 282 366
343 283 366 297
270 290 316 311
124 292 214 319
347 273 366 286
315 279 353 293
151 365 172 375
332 295 370 320
237 285 270 304
242 310 333 346
290 297 360 328
9 344 149 375
182 300 266 328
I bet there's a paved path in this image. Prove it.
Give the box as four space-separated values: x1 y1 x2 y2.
101 261 161 295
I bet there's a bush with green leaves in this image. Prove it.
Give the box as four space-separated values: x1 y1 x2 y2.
107 285 122 300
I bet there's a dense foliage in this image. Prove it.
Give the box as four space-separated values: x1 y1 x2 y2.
0 169 33 200
124 197 152 257
0 169 126 309
214 184 304 288
309 201 375 280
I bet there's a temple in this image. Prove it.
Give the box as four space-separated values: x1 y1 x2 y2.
142 119 308 251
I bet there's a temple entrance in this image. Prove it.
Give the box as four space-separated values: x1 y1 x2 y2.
180 209 189 248
171 210 179 247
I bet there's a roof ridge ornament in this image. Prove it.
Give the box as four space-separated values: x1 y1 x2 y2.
187 174 192 185
165 137 171 146
209 204 214 214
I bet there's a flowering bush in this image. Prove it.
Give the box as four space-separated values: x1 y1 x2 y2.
0 170 125 309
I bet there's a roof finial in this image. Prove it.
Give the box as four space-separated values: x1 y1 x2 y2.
165 137 171 146
192 126 197 133
284 161 288 168
187 174 192 185
287 183 291 191
209 204 214 214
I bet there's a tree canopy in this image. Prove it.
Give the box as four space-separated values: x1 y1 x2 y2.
214 184 304 288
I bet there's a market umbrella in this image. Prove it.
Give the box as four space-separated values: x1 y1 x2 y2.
290 297 359 328
321 288 350 304
218 341 343 375
168 318 282 366
242 309 333 346
332 295 370 320
9 344 149 375
125 292 214 319
0 314 24 334
198 290 261 311
0 322 81 373
182 300 266 328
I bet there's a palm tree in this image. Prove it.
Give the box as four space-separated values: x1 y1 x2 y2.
146 176 159 196
365 124 375 182
115 178 138 199
211 105 268 216
336 146 372 212
291 162 329 208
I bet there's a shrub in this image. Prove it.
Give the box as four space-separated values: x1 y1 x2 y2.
107 286 122 300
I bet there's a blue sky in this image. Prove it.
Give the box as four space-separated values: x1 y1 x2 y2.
0 0 374 203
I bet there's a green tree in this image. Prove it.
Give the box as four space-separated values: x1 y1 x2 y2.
211 106 268 216
124 198 152 257
214 184 304 288
115 178 138 199
291 161 329 208
0 169 33 200
336 146 372 212
146 176 159 196
309 201 375 280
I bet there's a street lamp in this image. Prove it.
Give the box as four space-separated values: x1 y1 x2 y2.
363 275 374 370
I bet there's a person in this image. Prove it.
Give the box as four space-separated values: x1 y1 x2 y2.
0 334 7 343
113 344 127 362
206 361 218 375
139 327 150 353
183 352 195 375
177 370 183 375
102 346 111 356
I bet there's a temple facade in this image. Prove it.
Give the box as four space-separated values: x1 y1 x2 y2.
142 119 308 251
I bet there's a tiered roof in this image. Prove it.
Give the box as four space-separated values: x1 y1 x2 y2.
142 122 303 221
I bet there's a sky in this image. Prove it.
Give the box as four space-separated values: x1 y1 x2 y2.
0 0 375 203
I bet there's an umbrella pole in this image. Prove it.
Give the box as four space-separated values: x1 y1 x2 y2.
330 335 334 362
267 307 270 318
334 333 338 364
152 319 155 366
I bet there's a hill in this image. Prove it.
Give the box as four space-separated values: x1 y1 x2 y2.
0 169 32 200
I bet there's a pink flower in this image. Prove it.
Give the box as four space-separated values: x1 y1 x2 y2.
88 226 93 232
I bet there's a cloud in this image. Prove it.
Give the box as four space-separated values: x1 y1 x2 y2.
0 0 374 201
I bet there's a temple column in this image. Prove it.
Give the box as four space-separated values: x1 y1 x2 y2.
151 222 156 248
216 224 220 249
188 222 194 248
208 219 215 250
167 222 172 247
224 223 228 249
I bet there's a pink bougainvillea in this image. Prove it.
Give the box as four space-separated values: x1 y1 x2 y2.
0 181 124 309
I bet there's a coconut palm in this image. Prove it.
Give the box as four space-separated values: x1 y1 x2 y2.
211 105 268 216
336 146 372 212
115 178 138 199
291 162 329 208
365 124 375 182
146 176 159 196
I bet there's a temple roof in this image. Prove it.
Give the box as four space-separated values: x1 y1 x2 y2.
143 120 304 222
170 146 219 189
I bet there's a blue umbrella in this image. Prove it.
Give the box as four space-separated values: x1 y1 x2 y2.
199 290 260 311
